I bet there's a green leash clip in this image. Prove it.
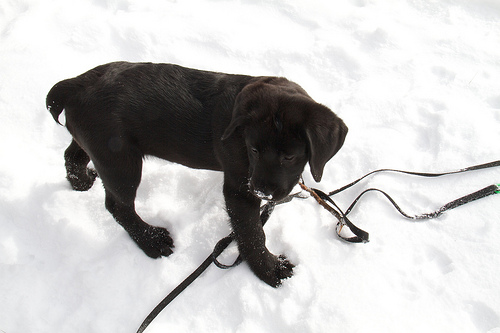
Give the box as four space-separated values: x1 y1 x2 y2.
496 184 500 194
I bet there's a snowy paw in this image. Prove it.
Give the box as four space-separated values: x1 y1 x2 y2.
134 225 175 258
67 167 98 191
248 252 295 288
275 255 295 285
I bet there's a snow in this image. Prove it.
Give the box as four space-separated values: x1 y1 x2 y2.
1 0 499 332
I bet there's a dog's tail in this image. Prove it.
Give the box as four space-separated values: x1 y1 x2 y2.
46 78 83 125
46 64 111 125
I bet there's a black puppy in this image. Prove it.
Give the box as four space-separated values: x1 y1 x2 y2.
46 62 347 287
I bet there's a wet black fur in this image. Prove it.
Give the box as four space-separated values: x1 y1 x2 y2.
46 62 347 287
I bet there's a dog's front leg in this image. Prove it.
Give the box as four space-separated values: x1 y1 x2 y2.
223 181 294 287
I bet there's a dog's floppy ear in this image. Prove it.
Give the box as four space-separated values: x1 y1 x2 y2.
221 114 247 141
221 82 256 141
306 105 348 182
222 77 285 141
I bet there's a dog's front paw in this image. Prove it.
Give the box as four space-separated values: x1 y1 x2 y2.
275 255 295 283
248 251 295 287
134 225 175 258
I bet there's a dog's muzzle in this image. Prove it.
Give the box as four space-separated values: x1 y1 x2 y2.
253 190 274 201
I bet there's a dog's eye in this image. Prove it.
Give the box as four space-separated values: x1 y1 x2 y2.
250 147 259 155
283 155 295 161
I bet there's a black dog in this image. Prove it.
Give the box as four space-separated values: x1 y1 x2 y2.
46 62 347 287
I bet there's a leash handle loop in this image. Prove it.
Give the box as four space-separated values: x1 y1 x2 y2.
211 234 242 269
314 188 370 243
436 184 500 215
298 182 370 243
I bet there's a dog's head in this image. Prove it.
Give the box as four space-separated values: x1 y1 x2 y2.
222 77 347 201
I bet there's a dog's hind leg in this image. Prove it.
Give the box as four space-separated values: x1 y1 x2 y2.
64 139 98 191
94 152 174 258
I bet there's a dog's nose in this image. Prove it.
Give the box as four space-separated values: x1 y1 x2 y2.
253 189 274 201
250 181 276 201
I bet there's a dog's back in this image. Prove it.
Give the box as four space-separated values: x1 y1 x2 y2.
46 62 254 170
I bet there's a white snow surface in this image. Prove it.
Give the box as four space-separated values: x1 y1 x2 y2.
1 0 500 332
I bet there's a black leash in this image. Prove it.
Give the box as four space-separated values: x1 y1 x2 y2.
136 202 278 332
339 160 500 241
304 160 500 243
328 160 500 196
136 235 231 333
137 160 499 332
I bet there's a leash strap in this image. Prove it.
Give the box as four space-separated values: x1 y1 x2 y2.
136 244 221 333
137 160 499 332
213 201 276 269
308 160 500 243
304 183 500 244
136 201 276 333
328 160 500 196
299 183 369 243
344 185 500 220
